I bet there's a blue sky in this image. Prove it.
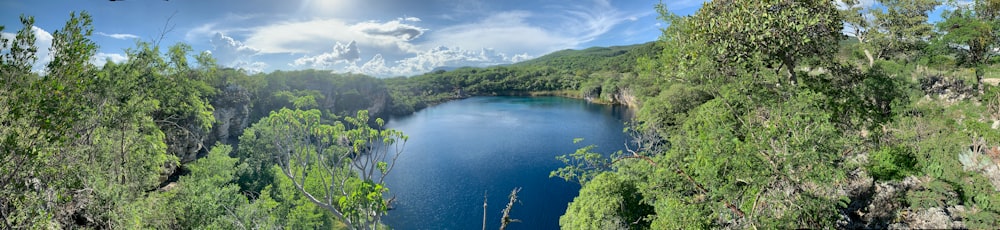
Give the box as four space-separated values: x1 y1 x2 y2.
0 0 709 76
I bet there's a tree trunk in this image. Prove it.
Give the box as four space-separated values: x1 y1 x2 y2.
782 55 797 85
864 49 874 68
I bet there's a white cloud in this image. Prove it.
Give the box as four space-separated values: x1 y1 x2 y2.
243 18 425 54
425 11 576 55
292 40 361 68
210 32 267 73
353 19 426 41
834 0 877 9
424 0 634 56
344 54 394 76
402 17 421 22
1 26 54 72
396 46 529 72
340 46 531 77
90 52 128 66
96 32 140 40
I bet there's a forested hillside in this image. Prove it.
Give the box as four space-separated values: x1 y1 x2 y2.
2 0 1000 228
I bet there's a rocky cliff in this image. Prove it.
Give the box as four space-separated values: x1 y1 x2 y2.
206 84 252 148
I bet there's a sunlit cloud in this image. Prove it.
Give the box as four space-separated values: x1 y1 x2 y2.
338 46 531 77
292 40 361 68
210 32 267 73
242 17 424 54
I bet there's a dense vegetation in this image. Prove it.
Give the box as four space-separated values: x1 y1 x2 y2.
2 0 1000 228
554 0 1000 229
0 12 408 229
0 9 655 229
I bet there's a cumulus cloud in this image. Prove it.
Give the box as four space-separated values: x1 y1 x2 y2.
344 54 393 76
243 17 425 54
90 52 128 66
340 46 531 77
96 32 140 40
1 26 54 72
292 40 361 68
210 32 267 73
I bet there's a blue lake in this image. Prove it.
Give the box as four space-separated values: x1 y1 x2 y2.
382 96 631 229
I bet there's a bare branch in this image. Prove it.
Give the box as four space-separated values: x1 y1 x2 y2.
152 11 178 47
499 187 522 230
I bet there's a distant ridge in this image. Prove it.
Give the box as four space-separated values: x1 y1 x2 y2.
422 42 659 75
510 42 659 73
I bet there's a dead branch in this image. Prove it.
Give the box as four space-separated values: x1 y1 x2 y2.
499 187 522 230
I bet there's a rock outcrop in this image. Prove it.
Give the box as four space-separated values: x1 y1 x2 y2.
605 87 639 107
206 84 252 148
920 75 976 103
838 171 967 229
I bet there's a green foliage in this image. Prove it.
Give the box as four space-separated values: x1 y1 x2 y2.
560 172 653 230
935 0 999 67
906 179 959 210
867 145 918 181
687 0 843 82
550 141 614 186
636 83 712 136
239 108 406 229
168 144 248 229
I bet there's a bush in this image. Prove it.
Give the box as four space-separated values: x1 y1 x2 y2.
868 146 918 181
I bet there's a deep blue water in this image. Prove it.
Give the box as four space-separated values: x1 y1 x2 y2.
382 96 631 230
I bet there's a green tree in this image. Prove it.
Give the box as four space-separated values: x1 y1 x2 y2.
167 144 247 229
560 172 653 230
245 108 406 229
870 0 941 61
550 138 615 186
936 0 1000 89
685 0 843 84
839 0 879 66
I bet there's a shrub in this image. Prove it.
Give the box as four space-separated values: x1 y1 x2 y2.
868 146 918 181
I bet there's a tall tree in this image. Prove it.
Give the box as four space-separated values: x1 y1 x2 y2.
839 0 879 66
870 0 941 61
937 0 1000 67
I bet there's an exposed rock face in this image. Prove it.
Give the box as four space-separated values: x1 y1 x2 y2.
156 114 208 184
206 84 252 148
890 206 966 229
608 88 639 107
364 88 392 118
838 172 967 229
164 123 207 163
920 75 976 103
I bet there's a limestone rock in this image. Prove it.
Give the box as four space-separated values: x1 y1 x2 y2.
206 84 252 148
920 75 975 103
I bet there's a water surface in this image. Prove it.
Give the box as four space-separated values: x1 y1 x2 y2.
383 96 630 229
